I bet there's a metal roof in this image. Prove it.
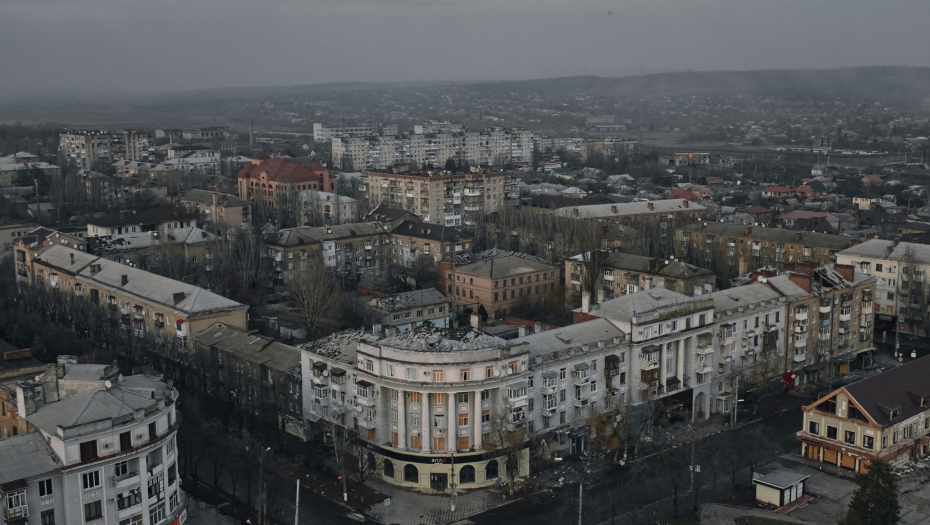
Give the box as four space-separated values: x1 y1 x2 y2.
454 255 555 279
193 323 300 372
711 283 784 313
573 287 706 323
0 433 61 485
678 223 853 250
755 469 809 489
513 318 624 363
36 246 244 317
552 199 706 219
370 288 447 312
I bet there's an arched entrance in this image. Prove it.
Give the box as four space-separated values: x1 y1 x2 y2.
694 392 706 419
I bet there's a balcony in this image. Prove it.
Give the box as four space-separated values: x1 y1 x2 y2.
641 359 659 371
763 323 778 333
795 311 808 321
573 396 590 408
861 301 873 314
464 188 484 197
794 337 808 348
794 325 808 334
540 380 558 395
4 504 28 521
572 372 591 386
793 353 807 363
819 304 831 314
695 362 713 374
357 415 377 429
696 344 714 356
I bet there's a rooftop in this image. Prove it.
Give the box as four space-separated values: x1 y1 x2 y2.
553 199 706 219
840 356 930 428
513 318 624 362
193 323 299 373
454 254 556 279
237 158 328 182
35 246 244 317
370 288 447 312
0 433 61 485
838 239 930 264
575 287 712 324
377 326 508 353
266 222 391 247
677 223 854 250
179 189 249 207
301 329 379 365
88 208 197 228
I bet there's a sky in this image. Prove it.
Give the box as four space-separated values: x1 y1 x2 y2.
2 0 929 93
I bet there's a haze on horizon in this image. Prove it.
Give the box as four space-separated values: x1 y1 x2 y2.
2 0 929 94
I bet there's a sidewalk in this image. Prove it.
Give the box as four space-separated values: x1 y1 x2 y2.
363 476 512 525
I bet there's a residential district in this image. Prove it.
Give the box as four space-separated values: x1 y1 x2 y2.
1 100 930 525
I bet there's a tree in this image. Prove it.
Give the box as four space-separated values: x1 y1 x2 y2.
444 158 457 172
838 459 900 525
287 257 344 336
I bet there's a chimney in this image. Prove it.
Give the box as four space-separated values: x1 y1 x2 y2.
597 288 605 304
172 292 186 304
611 205 617 214
16 380 45 417
517 326 528 337
70 253 74 265
372 323 382 336
385 327 398 337
745 227 752 236
788 273 812 293
581 291 591 313
683 200 689 208
739 258 748 276
647 202 654 211
795 232 803 242
573 208 579 218
212 192 218 216
121 274 128 286
534 322 542 333
835 264 855 282
470 314 481 329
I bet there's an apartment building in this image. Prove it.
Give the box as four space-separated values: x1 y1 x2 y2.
797 356 930 473
360 168 512 227
87 226 219 269
835 239 930 336
0 162 61 186
675 223 854 269
572 287 718 417
553 199 708 224
565 252 715 300
113 160 160 178
85 209 198 238
13 228 88 281
438 251 560 318
332 128 533 171
182 127 239 140
390 221 472 265
313 122 397 142
0 346 47 440
301 322 626 490
193 323 303 436
367 289 450 332
0 359 185 525
19 246 247 348
0 221 35 255
265 222 394 284
762 265 875 385
237 155 333 207
177 189 251 228
59 129 151 168
296 190 357 225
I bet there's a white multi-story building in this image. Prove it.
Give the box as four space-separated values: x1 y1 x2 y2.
313 123 397 142
300 323 629 490
0 358 185 525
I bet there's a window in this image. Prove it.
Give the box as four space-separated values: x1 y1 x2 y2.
844 430 856 445
82 470 101 490
170 490 179 512
85 500 103 521
486 366 494 379
79 440 99 462
386 364 395 377
460 369 470 381
809 421 820 435
115 460 129 477
366 359 374 372
406 368 417 381
149 502 166 525
457 393 469 403
38 478 53 497
826 426 838 440
560 368 567 380
41 510 55 525
863 435 874 450
433 370 444 382
481 390 490 401
590 380 597 393
559 389 566 402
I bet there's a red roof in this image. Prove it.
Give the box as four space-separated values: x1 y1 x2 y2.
668 188 699 200
237 158 321 182
251 152 270 160
764 186 793 192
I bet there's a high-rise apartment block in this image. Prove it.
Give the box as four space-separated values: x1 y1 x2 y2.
59 129 151 168
360 168 513 227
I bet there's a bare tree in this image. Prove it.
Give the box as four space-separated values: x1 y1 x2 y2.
287 257 344 336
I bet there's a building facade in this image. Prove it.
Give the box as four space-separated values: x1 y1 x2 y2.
360 168 513 227
0 358 185 525
237 156 333 208
797 356 930 474
565 252 716 300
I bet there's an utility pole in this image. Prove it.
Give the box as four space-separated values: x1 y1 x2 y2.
578 483 583 525
294 478 300 525
34 179 40 227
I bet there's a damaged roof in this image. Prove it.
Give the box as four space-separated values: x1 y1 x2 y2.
377 326 508 353
194 323 300 372
301 329 379 365
370 288 447 312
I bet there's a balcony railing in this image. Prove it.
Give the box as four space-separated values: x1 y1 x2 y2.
4 505 28 521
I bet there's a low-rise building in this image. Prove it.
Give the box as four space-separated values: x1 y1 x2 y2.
0 162 61 186
368 289 450 332
565 252 715 300
177 189 251 228
20 245 247 348
0 358 186 525
797 356 930 473
552 199 707 224
0 345 46 440
87 226 219 269
237 155 333 207
438 250 560 318
297 190 357 225
675 223 854 269
86 208 198 238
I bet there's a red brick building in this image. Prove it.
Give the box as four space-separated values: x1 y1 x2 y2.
237 155 332 208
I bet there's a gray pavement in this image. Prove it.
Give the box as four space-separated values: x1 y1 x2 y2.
363 476 512 525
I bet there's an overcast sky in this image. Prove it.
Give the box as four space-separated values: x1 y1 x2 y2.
2 0 929 93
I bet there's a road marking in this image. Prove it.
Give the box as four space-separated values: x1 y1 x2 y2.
346 512 366 521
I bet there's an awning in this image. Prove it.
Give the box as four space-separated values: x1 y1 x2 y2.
574 362 590 371
508 380 528 391
835 353 856 365
879 315 892 321
803 363 821 372
542 370 558 379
